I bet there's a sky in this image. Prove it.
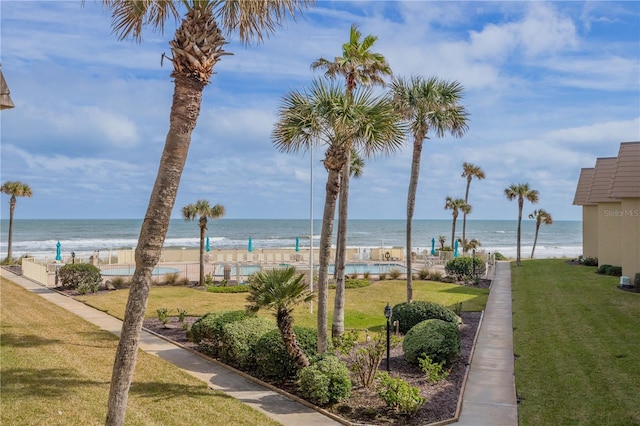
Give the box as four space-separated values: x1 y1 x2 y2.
1 1 638 221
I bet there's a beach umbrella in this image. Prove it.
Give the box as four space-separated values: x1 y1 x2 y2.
55 241 62 261
248 237 253 252
295 237 300 252
431 238 436 256
205 236 210 252
454 240 459 258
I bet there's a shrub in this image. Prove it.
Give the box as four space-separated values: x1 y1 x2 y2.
581 257 598 267
363 271 370 280
219 316 275 370
177 308 187 322
109 276 129 289
345 278 371 289
255 327 327 381
376 372 425 414
156 308 171 325
635 273 640 288
494 252 506 260
430 270 443 281
161 272 180 285
206 284 249 293
597 264 612 274
391 301 459 335
332 329 359 356
418 269 430 280
403 319 461 365
388 268 402 279
58 263 102 293
445 257 485 282
298 355 351 405
597 265 622 276
379 273 387 280
188 310 250 357
418 354 450 383
347 333 401 388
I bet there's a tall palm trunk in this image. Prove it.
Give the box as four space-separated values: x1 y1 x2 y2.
277 310 309 368
462 178 471 254
332 151 350 338
516 198 523 266
451 212 458 252
405 138 424 304
317 147 345 353
7 198 16 261
531 222 541 259
106 75 204 426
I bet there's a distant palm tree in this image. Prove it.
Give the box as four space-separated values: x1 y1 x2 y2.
462 238 482 252
246 266 314 369
100 2 312 424
444 197 470 253
182 200 225 285
1 181 32 262
505 183 539 266
273 79 405 353
461 162 485 254
438 235 446 250
528 209 553 259
312 24 391 339
391 76 469 304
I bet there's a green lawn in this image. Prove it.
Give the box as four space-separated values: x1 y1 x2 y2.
75 279 488 333
0 277 279 426
512 259 640 425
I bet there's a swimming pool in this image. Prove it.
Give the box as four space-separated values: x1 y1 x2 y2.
101 266 181 276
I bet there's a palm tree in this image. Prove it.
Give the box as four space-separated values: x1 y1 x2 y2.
182 200 225 285
1 181 32 262
100 2 312 424
504 183 539 266
462 238 482 252
312 24 391 339
438 235 446 250
528 209 553 259
461 162 485 254
246 266 314 369
273 79 404 353
391 76 469 304
444 197 470 252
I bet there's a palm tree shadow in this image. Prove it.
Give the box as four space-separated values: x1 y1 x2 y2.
2 368 108 398
129 381 233 401
1 333 62 347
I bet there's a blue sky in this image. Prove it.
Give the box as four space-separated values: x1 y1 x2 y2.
1 1 638 221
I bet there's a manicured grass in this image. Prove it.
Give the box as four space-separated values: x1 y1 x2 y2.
0 278 279 426
512 259 640 425
75 279 488 334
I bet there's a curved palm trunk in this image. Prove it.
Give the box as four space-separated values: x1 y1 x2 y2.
7 198 16 261
516 198 523 266
277 310 309 369
332 154 350 338
405 139 423 304
318 166 341 353
106 75 204 426
199 223 206 285
462 178 471 254
531 222 541 259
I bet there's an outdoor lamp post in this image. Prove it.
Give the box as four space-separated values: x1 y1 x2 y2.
384 302 393 372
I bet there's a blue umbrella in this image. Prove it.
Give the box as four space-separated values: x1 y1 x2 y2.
295 237 300 252
248 237 253 252
454 240 459 258
431 238 436 256
205 236 210 252
55 241 62 261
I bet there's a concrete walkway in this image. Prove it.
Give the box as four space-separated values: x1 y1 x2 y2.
0 268 342 426
456 261 518 425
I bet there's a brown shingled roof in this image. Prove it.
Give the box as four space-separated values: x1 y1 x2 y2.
573 168 596 206
609 141 640 199
587 157 620 203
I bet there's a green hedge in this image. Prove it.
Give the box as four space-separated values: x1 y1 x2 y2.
206 285 249 293
58 263 102 294
444 256 486 281
219 316 275 369
403 319 461 365
188 310 249 357
391 301 459 335
298 354 351 405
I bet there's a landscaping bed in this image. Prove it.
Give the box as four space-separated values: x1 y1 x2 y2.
144 310 482 425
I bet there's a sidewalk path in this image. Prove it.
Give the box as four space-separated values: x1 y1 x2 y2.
0 268 343 426
456 261 518 425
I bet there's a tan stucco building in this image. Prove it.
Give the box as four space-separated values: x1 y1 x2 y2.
573 142 640 280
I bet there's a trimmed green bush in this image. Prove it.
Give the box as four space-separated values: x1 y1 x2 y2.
597 264 612 274
58 263 102 293
581 257 598 267
634 273 640 287
219 316 275 370
329 278 371 290
391 301 459 335
206 284 249 293
445 256 486 281
255 327 328 381
298 354 351 405
494 252 506 260
597 264 623 277
403 319 461 365
376 372 425 414
188 310 250 357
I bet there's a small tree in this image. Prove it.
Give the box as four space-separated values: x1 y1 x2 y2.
182 200 225 285
1 181 32 262
505 183 539 266
528 209 553 259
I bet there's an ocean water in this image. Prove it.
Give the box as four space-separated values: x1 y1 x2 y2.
0 218 583 260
